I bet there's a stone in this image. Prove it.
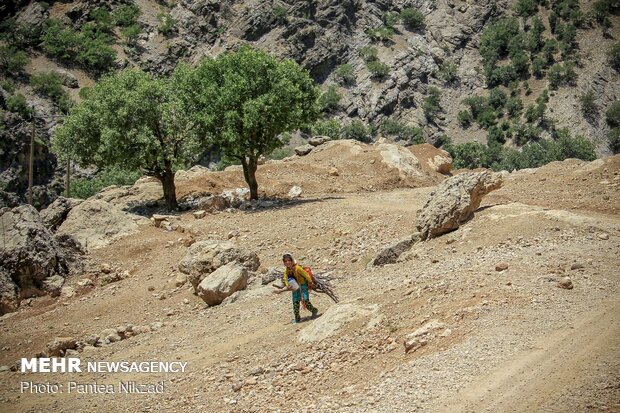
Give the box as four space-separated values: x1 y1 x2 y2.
198 195 229 212
371 233 421 266
179 240 260 291
416 171 503 240
222 189 250 208
193 210 206 219
261 268 282 285
288 186 303 198
495 262 509 272
570 263 584 270
295 145 313 156
57 200 141 249
45 337 77 357
175 273 187 287
598 233 610 240
0 205 81 314
55 69 79 88
404 320 447 353
39 197 83 231
309 136 330 146
197 262 249 306
410 144 453 174
558 277 573 290
328 167 339 176
377 143 424 179
299 304 379 343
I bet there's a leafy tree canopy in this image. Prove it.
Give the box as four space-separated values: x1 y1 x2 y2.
53 68 204 210
185 46 320 199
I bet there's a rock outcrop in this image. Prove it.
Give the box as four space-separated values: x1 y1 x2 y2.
371 233 422 266
39 197 83 231
197 262 249 306
179 240 260 291
0 205 83 314
416 171 503 240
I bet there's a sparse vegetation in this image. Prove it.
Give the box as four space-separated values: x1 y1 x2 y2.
366 60 390 79
121 24 141 47
579 90 597 118
70 167 141 199
359 46 378 62
400 8 425 31
113 4 141 27
319 84 342 113
0 45 29 76
158 11 177 36
6 93 33 118
607 43 620 71
548 61 577 89
30 71 73 113
379 119 423 143
458 110 473 128
311 118 341 140
333 64 355 85
423 86 442 122
341 120 373 143
367 26 394 43
439 61 458 84
272 5 288 23
606 101 620 127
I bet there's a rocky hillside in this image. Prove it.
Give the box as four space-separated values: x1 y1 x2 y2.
0 0 619 207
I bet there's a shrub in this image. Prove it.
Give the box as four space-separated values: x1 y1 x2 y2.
477 109 497 129
90 7 113 32
359 46 378 62
606 101 620 127
267 146 294 160
527 17 545 53
607 43 620 71
479 17 520 66
30 71 73 113
318 84 342 112
341 120 373 143
382 12 400 28
121 24 141 46
0 45 29 76
532 57 545 78
6 93 32 118
158 11 177 36
0 18 43 48
462 96 488 119
488 88 507 111
272 5 288 23
511 51 530 78
333 64 355 85
579 90 597 117
548 62 577 89
367 60 390 79
541 39 557 65
71 167 141 199
487 125 506 145
555 128 596 161
400 8 425 31
367 26 394 43
113 4 141 27
513 122 541 145
439 61 458 84
458 110 473 128
423 86 442 122
446 142 489 169
311 118 341 139
514 0 537 16
506 96 524 118
379 119 423 143
592 0 618 26
0 78 16 93
608 128 620 154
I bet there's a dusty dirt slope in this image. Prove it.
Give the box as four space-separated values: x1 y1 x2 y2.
0 151 618 413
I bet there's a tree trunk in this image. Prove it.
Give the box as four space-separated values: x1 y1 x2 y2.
161 161 178 211
241 157 259 200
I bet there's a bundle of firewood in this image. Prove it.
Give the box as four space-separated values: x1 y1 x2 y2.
311 272 339 303
270 271 339 303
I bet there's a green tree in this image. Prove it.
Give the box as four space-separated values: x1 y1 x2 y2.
186 47 320 200
506 96 524 118
113 4 141 27
608 128 620 154
458 110 473 128
514 0 537 16
579 90 597 118
53 68 204 210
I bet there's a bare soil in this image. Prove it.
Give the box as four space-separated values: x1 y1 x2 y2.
0 153 618 413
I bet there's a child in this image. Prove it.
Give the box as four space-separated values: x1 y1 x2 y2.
282 253 319 323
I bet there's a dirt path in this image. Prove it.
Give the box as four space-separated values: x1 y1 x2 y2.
442 297 620 413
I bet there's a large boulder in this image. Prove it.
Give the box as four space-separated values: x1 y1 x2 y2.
377 143 424 179
197 262 249 306
0 205 83 314
56 199 143 249
410 144 453 175
39 196 83 231
298 303 379 343
416 171 503 240
179 240 260 291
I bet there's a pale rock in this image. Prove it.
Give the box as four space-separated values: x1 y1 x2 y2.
197 262 249 306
